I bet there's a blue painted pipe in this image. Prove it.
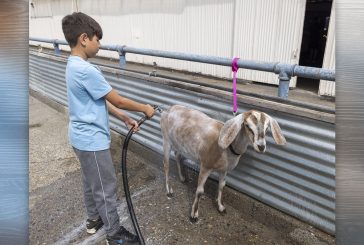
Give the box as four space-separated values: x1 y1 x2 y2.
29 37 335 99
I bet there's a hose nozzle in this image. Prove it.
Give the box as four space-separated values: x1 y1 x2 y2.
152 105 163 113
137 105 162 126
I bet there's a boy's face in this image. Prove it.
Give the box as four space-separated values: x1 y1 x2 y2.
80 34 100 59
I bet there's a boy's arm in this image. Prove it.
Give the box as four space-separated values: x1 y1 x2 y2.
106 100 128 121
105 89 154 118
106 100 140 132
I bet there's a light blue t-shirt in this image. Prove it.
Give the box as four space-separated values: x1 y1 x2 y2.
66 55 112 151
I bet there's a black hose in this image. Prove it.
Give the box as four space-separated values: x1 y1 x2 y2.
121 106 160 245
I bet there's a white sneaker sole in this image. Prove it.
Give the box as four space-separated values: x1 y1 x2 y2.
86 228 97 234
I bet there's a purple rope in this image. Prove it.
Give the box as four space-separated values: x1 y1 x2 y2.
232 57 239 115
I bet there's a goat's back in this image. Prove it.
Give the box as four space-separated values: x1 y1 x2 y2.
160 105 223 162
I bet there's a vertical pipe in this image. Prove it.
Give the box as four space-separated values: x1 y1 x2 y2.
278 71 291 99
118 46 126 68
53 43 60 56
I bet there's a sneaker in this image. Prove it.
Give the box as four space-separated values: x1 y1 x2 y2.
106 226 139 245
86 216 104 234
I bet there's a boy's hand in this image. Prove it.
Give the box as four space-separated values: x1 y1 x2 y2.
144 104 155 119
124 118 140 133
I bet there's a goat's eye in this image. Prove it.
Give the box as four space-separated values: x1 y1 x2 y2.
247 126 254 135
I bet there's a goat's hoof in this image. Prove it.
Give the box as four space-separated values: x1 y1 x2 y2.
166 192 174 198
217 203 226 214
189 216 198 223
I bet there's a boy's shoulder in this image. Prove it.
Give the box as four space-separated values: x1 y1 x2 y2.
67 56 99 75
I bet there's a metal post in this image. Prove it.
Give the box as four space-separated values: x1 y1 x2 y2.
278 71 291 99
274 63 294 99
53 42 60 56
118 46 126 68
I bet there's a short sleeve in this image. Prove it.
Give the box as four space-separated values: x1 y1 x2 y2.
83 65 112 100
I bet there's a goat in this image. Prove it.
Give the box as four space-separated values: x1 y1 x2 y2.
160 105 286 222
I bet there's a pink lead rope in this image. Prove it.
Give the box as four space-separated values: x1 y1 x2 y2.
232 57 240 116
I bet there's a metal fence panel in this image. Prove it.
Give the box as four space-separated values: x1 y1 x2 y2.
29 52 335 235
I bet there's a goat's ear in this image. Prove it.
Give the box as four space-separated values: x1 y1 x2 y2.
265 113 286 145
218 114 244 149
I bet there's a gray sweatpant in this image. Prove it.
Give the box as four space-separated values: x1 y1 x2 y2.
73 147 120 235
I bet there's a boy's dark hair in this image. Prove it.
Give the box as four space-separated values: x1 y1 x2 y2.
62 12 103 48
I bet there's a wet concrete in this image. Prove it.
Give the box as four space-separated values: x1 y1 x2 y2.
29 93 335 245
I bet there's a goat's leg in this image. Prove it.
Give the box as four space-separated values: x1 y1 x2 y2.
163 141 173 198
217 171 227 213
190 167 211 223
175 152 185 182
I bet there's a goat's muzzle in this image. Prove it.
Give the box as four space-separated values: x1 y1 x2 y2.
256 144 266 153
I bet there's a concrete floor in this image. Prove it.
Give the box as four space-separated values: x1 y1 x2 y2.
29 93 335 245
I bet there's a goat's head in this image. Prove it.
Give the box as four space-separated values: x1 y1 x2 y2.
218 110 286 153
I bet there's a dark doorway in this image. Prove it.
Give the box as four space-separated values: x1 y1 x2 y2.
297 0 333 92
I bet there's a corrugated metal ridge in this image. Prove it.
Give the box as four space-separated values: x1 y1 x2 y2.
29 51 335 124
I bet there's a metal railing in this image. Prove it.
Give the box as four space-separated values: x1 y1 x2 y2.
29 37 335 99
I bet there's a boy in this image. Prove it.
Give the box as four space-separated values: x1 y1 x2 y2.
62 12 155 244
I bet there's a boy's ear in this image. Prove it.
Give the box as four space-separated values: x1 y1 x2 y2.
79 33 88 47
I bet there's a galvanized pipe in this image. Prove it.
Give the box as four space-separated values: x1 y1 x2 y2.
30 37 68 46
29 37 335 99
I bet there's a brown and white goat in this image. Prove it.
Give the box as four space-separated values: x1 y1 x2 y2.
160 105 286 222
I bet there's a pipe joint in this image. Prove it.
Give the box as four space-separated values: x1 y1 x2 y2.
118 45 127 67
275 63 296 99
53 41 60 55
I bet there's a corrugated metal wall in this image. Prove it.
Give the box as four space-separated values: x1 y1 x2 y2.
30 0 305 87
319 2 336 97
29 51 335 235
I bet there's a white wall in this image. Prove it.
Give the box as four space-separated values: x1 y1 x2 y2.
30 0 307 87
319 1 335 97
